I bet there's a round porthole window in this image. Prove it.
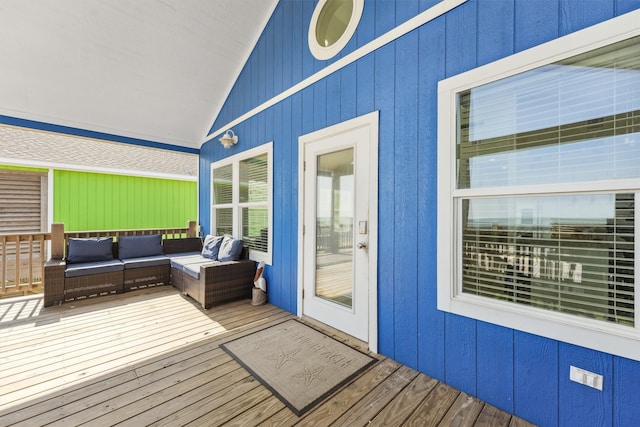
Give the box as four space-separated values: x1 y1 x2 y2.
309 0 364 60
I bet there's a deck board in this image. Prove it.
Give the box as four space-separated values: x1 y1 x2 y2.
0 286 535 426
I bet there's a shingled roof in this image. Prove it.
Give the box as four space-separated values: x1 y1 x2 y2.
0 126 197 179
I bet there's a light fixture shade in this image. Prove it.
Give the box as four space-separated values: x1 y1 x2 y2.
219 130 238 149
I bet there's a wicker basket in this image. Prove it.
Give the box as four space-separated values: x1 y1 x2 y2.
251 287 267 306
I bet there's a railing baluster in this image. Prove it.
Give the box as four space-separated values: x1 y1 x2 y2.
28 235 34 288
1 235 6 293
14 236 20 291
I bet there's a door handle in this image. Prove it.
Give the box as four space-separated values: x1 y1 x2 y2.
357 242 368 249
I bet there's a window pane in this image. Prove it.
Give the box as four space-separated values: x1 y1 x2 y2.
240 154 268 203
212 164 233 204
457 36 640 189
462 193 634 325
242 207 268 252
214 208 233 236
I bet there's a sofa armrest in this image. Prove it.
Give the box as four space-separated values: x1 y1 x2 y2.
200 259 256 308
44 259 66 307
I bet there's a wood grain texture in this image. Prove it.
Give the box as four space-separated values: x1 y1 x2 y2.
558 343 613 427
476 403 513 427
477 322 514 414
374 41 396 359
513 331 558 426
0 288 531 427
393 29 420 370
439 392 485 427
416 12 446 382
330 365 419 426
279 97 294 314
444 0 477 76
616 0 640 14
444 313 477 395
326 71 341 127
404 381 460 426
613 355 640 426
477 0 515 65
560 0 614 36
340 63 357 122
368 373 438 426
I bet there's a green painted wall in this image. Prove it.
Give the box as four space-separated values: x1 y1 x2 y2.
53 170 196 231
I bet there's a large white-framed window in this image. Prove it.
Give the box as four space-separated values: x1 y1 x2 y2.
211 142 272 264
437 10 640 361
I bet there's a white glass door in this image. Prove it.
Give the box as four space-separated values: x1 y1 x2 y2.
301 119 373 343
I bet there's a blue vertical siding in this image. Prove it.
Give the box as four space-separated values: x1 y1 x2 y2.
374 41 396 358
559 344 613 426
393 29 419 368
514 332 559 426
477 0 514 65
614 356 640 425
560 0 614 35
477 322 513 413
416 12 445 382
200 1 640 425
514 0 559 52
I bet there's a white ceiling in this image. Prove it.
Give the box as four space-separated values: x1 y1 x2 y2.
0 0 279 151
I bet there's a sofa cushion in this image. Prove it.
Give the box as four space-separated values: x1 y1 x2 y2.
65 259 124 278
182 260 219 279
218 237 243 262
121 255 170 270
201 235 224 260
118 234 163 259
169 254 208 269
67 237 114 264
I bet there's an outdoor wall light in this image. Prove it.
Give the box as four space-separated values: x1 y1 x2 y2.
219 130 238 149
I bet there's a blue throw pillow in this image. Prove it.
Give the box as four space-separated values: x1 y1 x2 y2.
67 237 114 264
118 234 163 259
218 236 243 262
201 235 224 260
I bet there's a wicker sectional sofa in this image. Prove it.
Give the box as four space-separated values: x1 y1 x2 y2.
44 235 256 309
169 235 256 309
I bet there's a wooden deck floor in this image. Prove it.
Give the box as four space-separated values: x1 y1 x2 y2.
0 287 535 426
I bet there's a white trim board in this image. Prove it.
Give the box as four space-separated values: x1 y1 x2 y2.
0 157 198 182
204 0 469 145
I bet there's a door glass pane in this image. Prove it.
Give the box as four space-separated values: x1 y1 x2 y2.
315 148 354 308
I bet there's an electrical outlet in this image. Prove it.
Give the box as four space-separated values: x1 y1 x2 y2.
570 365 603 391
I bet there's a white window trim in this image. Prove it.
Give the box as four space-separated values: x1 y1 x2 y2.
437 9 640 362
210 142 273 265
